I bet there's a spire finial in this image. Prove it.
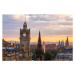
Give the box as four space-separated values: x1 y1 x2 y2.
39 30 40 36
24 14 26 22
67 36 68 41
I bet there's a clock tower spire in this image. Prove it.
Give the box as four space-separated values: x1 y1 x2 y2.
23 17 27 29
20 15 31 60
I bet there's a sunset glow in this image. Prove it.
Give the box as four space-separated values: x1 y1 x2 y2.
3 35 73 42
3 14 73 43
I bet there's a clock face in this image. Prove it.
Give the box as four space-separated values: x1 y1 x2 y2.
23 33 26 37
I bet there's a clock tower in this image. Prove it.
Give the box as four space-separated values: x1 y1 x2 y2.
20 19 31 60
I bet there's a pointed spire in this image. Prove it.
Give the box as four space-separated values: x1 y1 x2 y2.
65 36 69 47
37 30 42 49
38 30 41 42
59 40 60 45
23 15 27 29
67 36 68 41
39 30 40 37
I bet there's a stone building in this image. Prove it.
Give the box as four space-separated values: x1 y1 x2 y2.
35 31 44 60
2 39 11 47
19 19 31 60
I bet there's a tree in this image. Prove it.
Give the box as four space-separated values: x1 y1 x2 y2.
35 48 44 60
45 49 59 60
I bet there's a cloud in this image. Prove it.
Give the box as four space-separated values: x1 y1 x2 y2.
40 26 72 36
28 14 72 22
3 14 73 41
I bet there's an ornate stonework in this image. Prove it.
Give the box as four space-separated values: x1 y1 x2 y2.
20 20 31 60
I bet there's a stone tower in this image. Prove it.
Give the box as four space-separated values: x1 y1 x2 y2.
35 31 44 60
43 41 45 53
20 18 31 59
37 31 42 49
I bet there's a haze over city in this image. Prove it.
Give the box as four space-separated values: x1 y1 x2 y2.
3 14 73 43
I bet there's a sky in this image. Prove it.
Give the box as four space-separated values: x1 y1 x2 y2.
2 14 73 42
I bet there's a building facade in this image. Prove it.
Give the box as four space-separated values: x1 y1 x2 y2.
20 20 31 60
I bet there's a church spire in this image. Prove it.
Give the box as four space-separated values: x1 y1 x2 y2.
38 30 41 43
59 40 60 45
37 30 42 49
67 36 68 41
65 36 69 47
